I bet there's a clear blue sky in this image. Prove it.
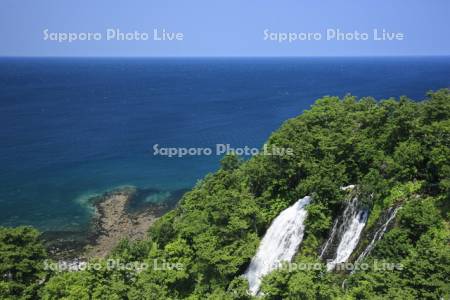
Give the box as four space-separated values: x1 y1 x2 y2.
1 0 449 57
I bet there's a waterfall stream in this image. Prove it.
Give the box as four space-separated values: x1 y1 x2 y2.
244 196 311 295
327 208 368 270
352 206 400 270
243 186 398 295
324 197 368 271
319 219 338 259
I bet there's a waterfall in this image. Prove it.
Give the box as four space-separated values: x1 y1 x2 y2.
324 197 368 271
352 206 400 269
319 219 338 258
244 196 311 296
327 208 367 270
320 185 356 260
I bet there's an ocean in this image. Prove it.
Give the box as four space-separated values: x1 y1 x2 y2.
0 57 449 231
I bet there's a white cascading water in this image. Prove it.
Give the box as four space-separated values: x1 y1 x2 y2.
244 196 311 295
326 198 368 271
319 185 356 260
319 219 338 259
352 206 400 271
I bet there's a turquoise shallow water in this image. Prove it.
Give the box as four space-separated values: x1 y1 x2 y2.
1 57 449 231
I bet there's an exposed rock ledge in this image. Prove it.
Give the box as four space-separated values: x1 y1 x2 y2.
85 187 157 258
44 187 183 260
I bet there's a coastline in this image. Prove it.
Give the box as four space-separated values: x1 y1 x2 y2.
43 186 183 260
85 187 157 258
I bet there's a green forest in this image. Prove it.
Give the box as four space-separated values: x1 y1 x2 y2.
1 89 449 299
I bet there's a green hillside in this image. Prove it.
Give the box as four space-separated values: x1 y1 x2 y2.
1 89 449 300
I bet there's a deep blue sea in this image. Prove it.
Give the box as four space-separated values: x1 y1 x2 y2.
0 57 449 231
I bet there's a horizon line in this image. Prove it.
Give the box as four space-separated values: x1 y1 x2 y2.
1 54 450 59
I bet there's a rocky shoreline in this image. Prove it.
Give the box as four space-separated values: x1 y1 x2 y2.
85 187 157 258
43 187 183 260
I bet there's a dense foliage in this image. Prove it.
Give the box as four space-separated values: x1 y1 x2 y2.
0 227 49 299
1 89 449 299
